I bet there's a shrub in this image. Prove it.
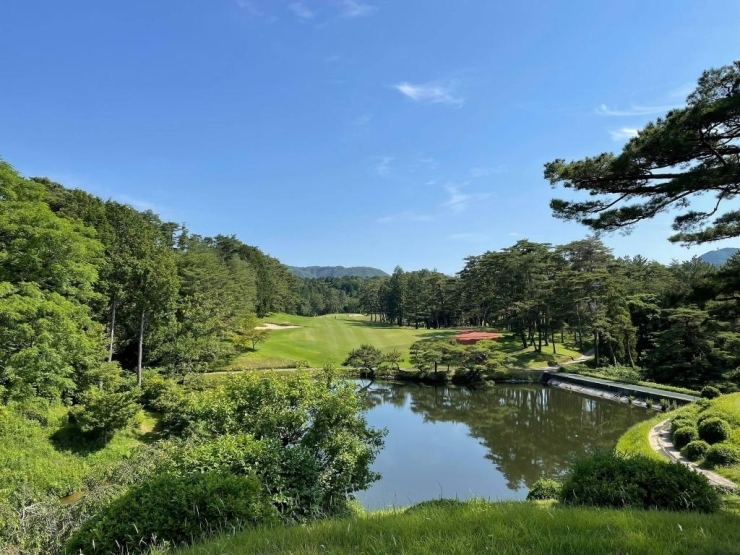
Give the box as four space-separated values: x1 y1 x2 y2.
671 416 695 434
526 478 561 501
559 450 720 513
645 398 653 409
697 417 731 444
66 472 277 554
673 426 699 449
701 386 722 399
659 399 670 412
704 443 740 468
683 440 710 462
70 387 141 440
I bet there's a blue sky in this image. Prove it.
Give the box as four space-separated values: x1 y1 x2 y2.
2 1 739 274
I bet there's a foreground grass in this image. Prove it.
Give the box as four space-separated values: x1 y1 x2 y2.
229 313 585 370
164 500 740 555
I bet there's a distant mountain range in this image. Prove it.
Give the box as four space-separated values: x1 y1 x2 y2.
699 248 739 266
288 266 389 279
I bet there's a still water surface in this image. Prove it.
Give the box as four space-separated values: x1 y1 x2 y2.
355 382 651 510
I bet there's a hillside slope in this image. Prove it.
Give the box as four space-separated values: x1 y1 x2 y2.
699 248 739 266
288 266 389 278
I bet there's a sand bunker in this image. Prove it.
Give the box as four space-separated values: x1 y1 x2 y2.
257 323 301 330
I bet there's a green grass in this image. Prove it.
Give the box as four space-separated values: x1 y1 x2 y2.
228 313 586 370
616 394 740 485
0 406 156 500
616 411 676 461
493 333 584 369
162 499 740 555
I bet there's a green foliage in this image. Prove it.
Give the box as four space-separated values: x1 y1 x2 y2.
702 386 722 399
672 426 699 449
67 472 277 554
526 478 561 501
683 440 710 462
344 344 384 375
704 443 740 467
697 417 731 444
231 313 270 352
71 386 140 439
546 61 740 245
559 450 720 513
159 373 385 517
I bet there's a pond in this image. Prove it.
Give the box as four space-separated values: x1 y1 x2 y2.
355 382 651 510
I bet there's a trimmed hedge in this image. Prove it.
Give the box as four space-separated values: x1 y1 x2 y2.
683 440 710 462
704 443 740 468
697 417 731 444
559 450 720 513
672 426 699 449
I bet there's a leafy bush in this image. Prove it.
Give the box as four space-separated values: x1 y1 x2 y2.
159 373 385 518
697 417 731 444
70 386 141 439
704 443 740 468
701 386 722 399
671 415 695 434
559 450 720 513
673 426 699 449
526 478 561 500
66 472 277 554
683 440 710 462
659 399 670 412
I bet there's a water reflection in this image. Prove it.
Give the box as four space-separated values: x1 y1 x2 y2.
356 382 650 510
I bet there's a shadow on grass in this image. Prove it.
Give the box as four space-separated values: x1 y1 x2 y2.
50 424 110 455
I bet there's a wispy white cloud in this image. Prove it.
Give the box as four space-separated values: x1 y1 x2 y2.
443 183 490 213
377 211 434 224
324 54 341 63
235 0 263 17
352 113 373 126
288 2 314 19
447 232 491 243
394 81 464 107
508 232 520 237
595 103 680 117
609 127 639 141
339 0 375 17
470 165 506 178
375 156 393 177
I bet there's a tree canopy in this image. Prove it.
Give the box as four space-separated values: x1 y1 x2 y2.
545 61 740 245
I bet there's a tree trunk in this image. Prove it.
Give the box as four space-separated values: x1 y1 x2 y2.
552 330 557 355
108 294 117 363
593 331 599 367
137 309 146 387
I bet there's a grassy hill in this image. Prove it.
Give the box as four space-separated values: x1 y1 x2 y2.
228 313 584 370
160 499 740 555
287 266 389 278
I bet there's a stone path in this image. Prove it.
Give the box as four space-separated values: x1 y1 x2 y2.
649 419 737 489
